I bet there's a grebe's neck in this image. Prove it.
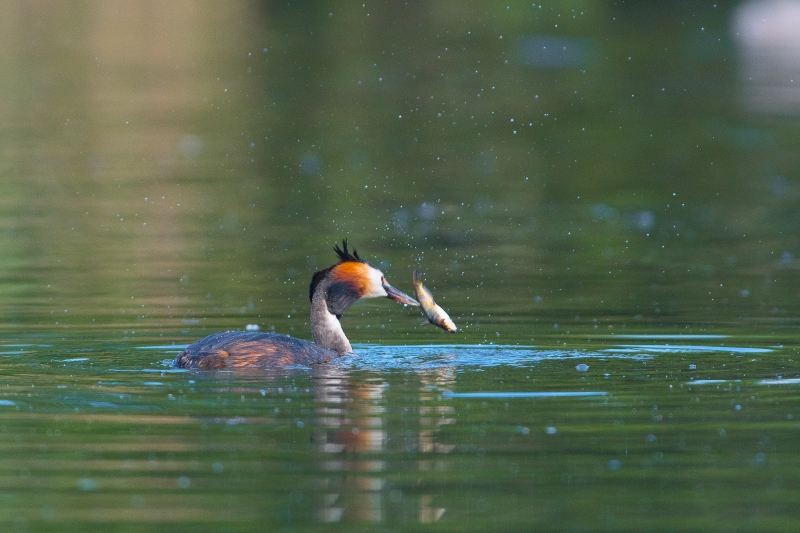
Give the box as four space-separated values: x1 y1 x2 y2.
310 283 352 353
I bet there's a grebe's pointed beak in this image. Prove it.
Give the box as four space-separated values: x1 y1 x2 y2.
383 283 420 306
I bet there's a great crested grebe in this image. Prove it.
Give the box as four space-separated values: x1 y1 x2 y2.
173 241 419 369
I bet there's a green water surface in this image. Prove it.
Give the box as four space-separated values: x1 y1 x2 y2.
1 1 800 531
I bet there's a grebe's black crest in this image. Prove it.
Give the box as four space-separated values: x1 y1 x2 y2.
333 239 363 263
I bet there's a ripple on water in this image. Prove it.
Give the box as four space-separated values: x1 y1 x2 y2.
345 344 653 370
759 378 800 385
601 335 730 340
135 345 188 351
688 379 742 385
607 344 772 354
440 390 607 399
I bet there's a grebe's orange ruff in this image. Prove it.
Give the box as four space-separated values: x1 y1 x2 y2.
173 241 419 369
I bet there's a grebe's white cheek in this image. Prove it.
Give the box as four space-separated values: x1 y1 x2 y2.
363 269 387 298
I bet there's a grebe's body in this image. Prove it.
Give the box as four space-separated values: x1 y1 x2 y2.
173 241 418 369
173 331 339 369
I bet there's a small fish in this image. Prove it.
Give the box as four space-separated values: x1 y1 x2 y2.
412 270 457 333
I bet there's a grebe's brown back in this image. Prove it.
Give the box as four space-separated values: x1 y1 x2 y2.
173 241 419 369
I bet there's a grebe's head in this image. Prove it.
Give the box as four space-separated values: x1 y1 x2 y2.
310 240 419 316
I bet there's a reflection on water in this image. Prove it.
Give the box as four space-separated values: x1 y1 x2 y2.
313 366 387 522
311 365 452 523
